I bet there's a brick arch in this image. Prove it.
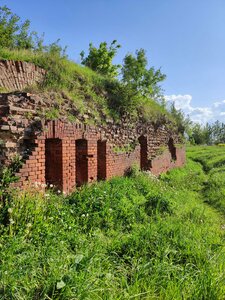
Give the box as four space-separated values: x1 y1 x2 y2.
138 135 148 170
168 138 177 161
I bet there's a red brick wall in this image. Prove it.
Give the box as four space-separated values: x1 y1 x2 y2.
0 60 46 91
11 120 185 193
151 147 186 176
106 145 140 179
15 139 45 187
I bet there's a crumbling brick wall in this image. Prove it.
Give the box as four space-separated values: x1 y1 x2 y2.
0 60 46 91
0 91 186 193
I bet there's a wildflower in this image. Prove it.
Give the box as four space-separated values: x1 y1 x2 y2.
57 190 61 194
9 218 15 224
45 193 50 198
34 182 39 188
50 184 54 188
81 214 85 217
26 223 32 228
109 208 113 212
8 208 13 214
86 213 89 217
41 183 47 188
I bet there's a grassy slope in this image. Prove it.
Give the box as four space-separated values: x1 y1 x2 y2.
1 147 225 299
0 48 172 126
188 145 225 214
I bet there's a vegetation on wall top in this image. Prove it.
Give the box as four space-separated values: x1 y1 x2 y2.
0 5 186 132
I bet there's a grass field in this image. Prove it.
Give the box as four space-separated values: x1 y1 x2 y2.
0 146 225 299
188 145 225 214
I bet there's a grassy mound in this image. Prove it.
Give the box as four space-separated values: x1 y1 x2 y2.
1 157 225 299
0 48 174 126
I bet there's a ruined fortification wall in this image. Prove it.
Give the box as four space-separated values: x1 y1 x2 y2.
0 92 185 193
0 60 46 91
0 60 185 193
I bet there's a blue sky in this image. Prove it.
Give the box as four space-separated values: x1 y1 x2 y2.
2 0 225 123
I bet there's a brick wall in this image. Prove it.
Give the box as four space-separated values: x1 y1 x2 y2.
0 60 46 91
0 92 186 193
7 120 185 193
150 147 186 176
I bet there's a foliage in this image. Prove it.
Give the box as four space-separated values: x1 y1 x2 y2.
121 48 166 100
168 102 192 135
0 5 67 55
80 40 121 78
0 47 173 126
188 121 225 145
0 5 184 132
188 145 225 214
0 6 34 50
0 156 22 202
1 155 225 298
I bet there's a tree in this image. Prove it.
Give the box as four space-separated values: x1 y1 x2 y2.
190 123 207 145
80 40 121 78
0 6 34 49
121 48 166 100
169 102 191 135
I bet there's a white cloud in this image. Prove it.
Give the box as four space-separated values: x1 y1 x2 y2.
213 100 225 108
165 94 225 124
164 94 192 111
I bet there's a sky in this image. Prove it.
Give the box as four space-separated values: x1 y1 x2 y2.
2 0 225 124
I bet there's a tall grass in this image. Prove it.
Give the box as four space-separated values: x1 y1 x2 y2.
1 159 225 299
188 145 225 214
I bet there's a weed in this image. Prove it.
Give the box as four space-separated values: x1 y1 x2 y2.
1 147 225 299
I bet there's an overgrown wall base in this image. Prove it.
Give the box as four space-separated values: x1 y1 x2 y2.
10 120 185 193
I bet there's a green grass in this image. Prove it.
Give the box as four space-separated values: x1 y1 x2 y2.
0 47 174 126
188 145 225 172
1 153 225 299
187 145 225 215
